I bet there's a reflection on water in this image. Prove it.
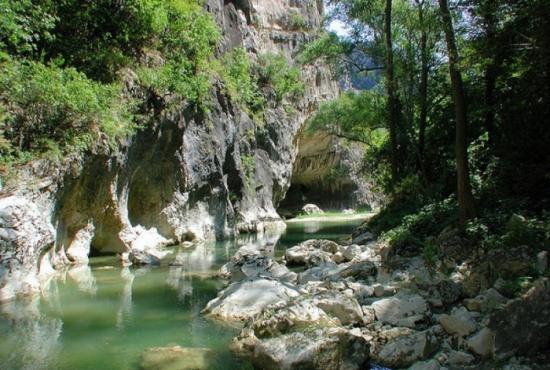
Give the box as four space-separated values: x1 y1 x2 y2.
0 298 62 370
0 216 364 370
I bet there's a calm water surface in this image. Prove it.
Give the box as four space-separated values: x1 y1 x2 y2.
0 216 366 370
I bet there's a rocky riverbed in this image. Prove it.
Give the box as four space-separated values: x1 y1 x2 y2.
200 223 550 369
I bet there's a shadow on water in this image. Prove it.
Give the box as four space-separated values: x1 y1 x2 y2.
0 216 368 370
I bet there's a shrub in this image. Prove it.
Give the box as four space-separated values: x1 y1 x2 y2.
0 59 135 165
288 10 308 31
256 53 304 103
219 48 265 113
136 1 220 107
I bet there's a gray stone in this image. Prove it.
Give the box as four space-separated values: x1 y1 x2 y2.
488 278 550 357
219 249 297 283
339 260 377 280
141 346 212 370
231 327 369 370
537 251 548 274
371 328 437 368
372 294 429 328
438 307 477 337
466 327 495 357
0 196 55 301
201 278 300 322
465 288 507 313
343 244 362 261
301 204 324 215
284 240 337 267
445 350 475 367
408 359 441 370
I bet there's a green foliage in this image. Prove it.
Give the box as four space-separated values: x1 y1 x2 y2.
0 0 57 57
241 154 256 187
288 10 308 31
256 54 304 103
0 0 224 170
308 90 386 144
218 48 265 113
378 197 457 252
0 58 135 165
466 212 549 252
298 32 353 75
135 0 220 106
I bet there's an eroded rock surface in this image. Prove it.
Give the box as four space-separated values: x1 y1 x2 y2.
201 277 300 322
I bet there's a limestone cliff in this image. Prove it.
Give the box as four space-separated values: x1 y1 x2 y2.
0 0 339 301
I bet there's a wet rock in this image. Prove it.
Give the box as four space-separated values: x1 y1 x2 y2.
370 327 438 368
231 327 369 370
488 278 550 357
466 327 495 357
301 204 324 215
372 293 429 328
438 306 477 337
219 250 297 283
141 346 211 370
202 277 300 322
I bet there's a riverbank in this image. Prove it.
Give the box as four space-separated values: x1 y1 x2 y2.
204 216 550 370
0 216 365 370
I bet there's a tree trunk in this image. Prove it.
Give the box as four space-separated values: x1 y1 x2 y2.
417 0 428 174
438 0 475 226
482 6 497 144
384 0 399 181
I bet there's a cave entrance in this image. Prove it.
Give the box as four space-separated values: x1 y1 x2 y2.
277 131 374 218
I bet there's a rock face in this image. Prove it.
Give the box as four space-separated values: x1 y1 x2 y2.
0 0 339 299
0 196 55 302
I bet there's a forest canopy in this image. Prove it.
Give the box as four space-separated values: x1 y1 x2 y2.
301 0 550 258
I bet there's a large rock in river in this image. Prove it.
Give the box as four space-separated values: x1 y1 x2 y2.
284 239 339 267
141 346 212 370
371 293 429 328
219 246 297 283
231 327 369 370
201 277 300 322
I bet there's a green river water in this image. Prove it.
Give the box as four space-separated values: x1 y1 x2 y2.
0 216 366 370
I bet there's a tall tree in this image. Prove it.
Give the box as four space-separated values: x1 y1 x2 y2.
384 0 400 180
415 0 428 173
438 0 475 225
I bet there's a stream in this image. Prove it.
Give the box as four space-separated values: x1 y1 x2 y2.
0 216 367 370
